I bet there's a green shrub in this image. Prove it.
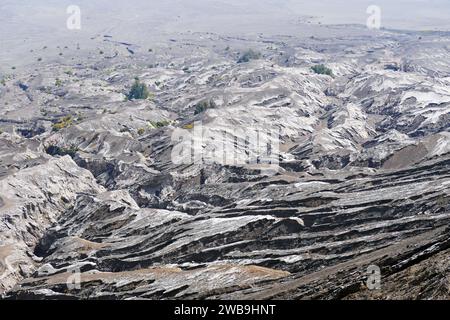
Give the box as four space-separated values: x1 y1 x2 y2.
194 99 216 115
311 64 333 76
55 78 62 87
45 144 78 158
150 120 171 128
127 79 150 100
237 49 261 63
52 116 73 131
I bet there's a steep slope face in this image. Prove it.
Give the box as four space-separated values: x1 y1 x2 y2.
4 156 449 299
343 246 450 300
0 138 104 294
1 25 449 299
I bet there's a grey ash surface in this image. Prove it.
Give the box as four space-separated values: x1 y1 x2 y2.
0 12 450 300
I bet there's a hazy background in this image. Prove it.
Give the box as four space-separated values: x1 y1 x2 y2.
1 0 450 67
2 0 450 33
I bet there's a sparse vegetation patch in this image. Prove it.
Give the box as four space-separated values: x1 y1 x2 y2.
311 64 333 76
52 116 73 131
45 144 79 158
237 49 261 63
127 79 151 100
194 99 217 115
150 120 171 128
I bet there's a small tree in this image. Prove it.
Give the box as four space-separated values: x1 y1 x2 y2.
311 64 333 76
127 79 150 100
194 99 216 115
45 144 79 158
237 49 261 63
52 115 73 131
